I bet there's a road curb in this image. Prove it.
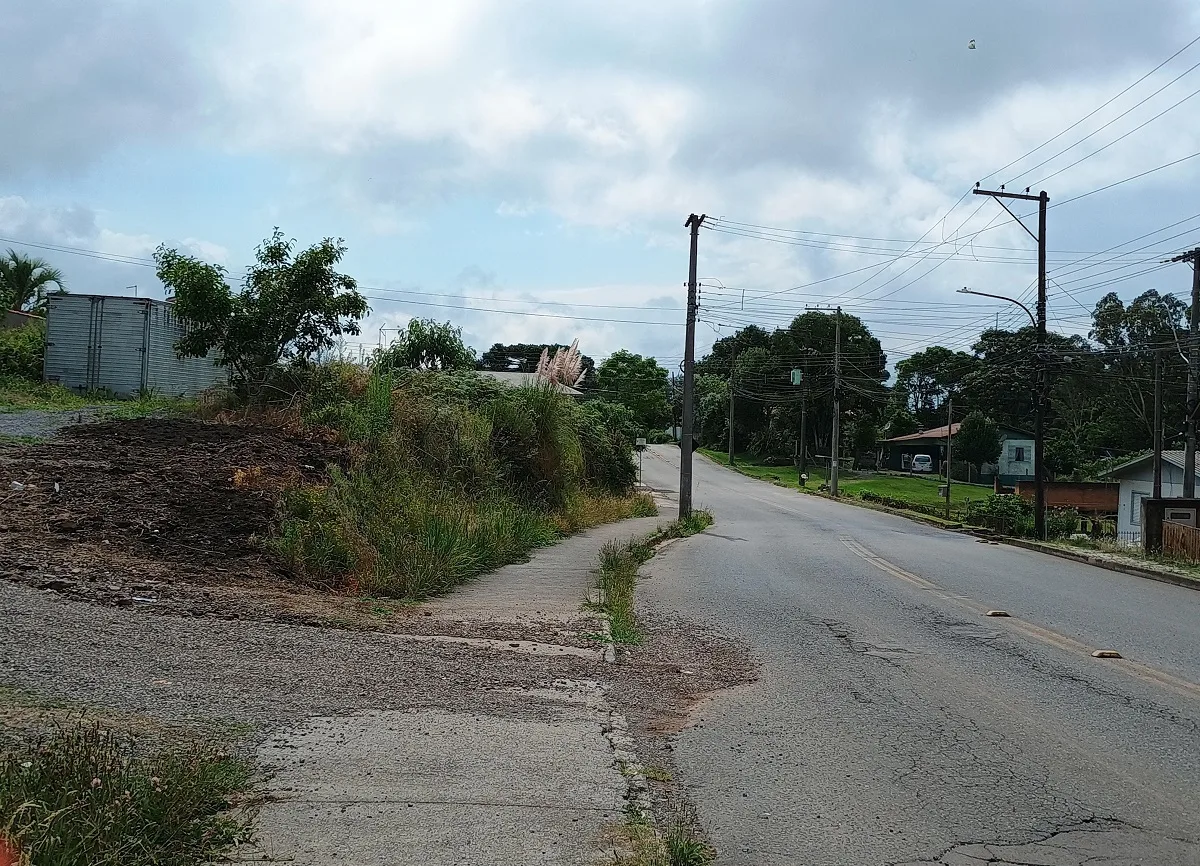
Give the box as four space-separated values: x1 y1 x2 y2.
998 537 1200 591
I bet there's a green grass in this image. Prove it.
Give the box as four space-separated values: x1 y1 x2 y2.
595 510 714 644
0 719 253 866
0 376 196 419
700 449 990 518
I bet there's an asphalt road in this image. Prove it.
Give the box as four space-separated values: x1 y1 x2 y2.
639 446 1200 866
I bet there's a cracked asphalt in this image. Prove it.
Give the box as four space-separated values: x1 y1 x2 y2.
638 446 1200 866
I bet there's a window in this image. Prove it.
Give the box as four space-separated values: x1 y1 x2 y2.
1131 491 1146 526
1013 446 1026 462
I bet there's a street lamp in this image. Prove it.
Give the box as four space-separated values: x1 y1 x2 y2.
957 287 1045 540
957 287 1035 327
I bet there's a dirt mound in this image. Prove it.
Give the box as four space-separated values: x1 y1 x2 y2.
0 418 341 595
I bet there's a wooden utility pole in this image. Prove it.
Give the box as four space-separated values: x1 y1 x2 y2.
798 355 809 475
1154 350 1164 499
727 348 737 466
679 213 706 518
1166 248 1200 496
831 306 842 497
945 397 953 520
973 184 1049 539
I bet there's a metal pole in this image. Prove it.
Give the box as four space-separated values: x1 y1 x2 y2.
831 306 842 497
945 396 953 520
1187 252 1200 497
727 348 737 466
1154 350 1163 499
679 213 705 518
1034 190 1048 540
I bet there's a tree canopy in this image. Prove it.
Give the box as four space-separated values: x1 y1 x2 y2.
479 342 597 388
155 229 368 394
954 411 1002 472
0 249 66 314
596 350 671 434
379 318 476 371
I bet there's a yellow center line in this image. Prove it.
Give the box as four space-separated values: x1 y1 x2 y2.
839 536 1200 703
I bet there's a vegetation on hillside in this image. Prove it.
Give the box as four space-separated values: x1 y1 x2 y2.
273 363 651 598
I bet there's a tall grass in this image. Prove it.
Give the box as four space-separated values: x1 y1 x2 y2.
272 365 647 598
0 720 252 866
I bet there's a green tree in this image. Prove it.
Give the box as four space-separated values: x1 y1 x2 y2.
479 342 597 388
0 249 66 314
596 350 671 433
380 318 475 370
893 346 976 427
954 411 1002 475
155 229 368 394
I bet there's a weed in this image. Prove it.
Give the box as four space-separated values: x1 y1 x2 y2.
0 719 253 866
607 803 714 866
595 510 714 644
642 766 673 783
275 368 649 599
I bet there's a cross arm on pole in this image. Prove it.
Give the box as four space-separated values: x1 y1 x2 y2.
972 188 1039 243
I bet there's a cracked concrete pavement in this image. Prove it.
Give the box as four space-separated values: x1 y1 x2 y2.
638 446 1200 866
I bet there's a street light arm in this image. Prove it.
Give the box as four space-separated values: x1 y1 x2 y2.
957 287 1036 328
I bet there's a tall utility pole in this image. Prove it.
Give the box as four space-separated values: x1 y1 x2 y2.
973 185 1049 540
944 396 954 520
727 348 737 466
797 354 810 475
1166 248 1200 497
679 213 706 519
831 306 842 497
1154 350 1164 499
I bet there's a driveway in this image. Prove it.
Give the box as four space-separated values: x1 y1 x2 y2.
639 445 1200 865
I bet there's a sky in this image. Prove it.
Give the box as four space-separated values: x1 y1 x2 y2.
4 0 1200 371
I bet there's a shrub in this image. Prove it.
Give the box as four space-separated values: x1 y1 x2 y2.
1046 507 1083 539
0 720 251 866
273 367 645 598
964 493 1033 536
0 322 45 380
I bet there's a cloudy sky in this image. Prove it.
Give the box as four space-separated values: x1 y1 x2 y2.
4 0 1200 368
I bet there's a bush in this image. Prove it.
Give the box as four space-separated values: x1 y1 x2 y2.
646 430 673 444
273 367 645 598
0 322 45 380
964 493 1033 536
1046 507 1083 539
0 720 251 866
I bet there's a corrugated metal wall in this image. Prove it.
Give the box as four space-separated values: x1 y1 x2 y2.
44 294 226 397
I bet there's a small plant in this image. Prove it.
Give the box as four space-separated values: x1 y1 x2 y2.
0 720 253 866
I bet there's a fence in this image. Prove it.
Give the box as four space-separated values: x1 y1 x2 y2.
1162 521 1200 564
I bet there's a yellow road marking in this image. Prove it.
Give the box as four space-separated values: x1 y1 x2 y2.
838 536 1200 703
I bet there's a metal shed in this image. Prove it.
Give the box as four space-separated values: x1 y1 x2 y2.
44 294 226 398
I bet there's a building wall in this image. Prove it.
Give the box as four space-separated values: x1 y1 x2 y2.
998 436 1035 480
1116 464 1190 538
45 294 225 397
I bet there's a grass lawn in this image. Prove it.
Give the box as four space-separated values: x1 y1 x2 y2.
0 376 196 418
700 449 992 518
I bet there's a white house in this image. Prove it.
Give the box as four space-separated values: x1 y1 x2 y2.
1108 450 1200 540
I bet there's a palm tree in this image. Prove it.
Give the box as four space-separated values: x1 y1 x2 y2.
0 249 67 314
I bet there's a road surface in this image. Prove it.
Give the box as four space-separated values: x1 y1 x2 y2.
639 446 1200 865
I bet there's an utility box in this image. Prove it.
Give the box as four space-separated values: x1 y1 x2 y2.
44 294 226 398
1164 507 1198 527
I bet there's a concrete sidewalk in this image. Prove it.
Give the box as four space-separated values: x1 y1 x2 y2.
248 516 666 866
423 515 667 624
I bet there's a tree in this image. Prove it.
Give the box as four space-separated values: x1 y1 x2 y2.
479 342 597 388
379 318 475 371
596 350 671 433
893 346 976 427
155 229 368 394
0 249 66 314
955 411 1002 475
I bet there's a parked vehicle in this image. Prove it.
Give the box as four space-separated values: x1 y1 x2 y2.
910 454 933 473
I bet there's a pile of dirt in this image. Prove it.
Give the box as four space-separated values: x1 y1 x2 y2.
0 418 341 605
